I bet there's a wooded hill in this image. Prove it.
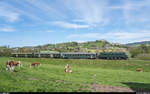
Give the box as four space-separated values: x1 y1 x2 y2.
29 40 126 53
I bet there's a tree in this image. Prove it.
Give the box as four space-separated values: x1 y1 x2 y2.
129 47 142 58
0 48 13 57
140 44 148 53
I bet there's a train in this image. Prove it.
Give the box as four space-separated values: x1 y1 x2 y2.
11 52 128 60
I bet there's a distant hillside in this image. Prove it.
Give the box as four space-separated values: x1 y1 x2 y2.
44 40 111 51
33 40 127 53
10 40 128 53
126 41 150 46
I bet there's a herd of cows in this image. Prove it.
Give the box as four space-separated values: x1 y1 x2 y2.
5 60 72 73
5 58 143 73
5 60 40 72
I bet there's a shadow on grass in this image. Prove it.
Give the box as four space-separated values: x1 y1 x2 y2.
121 82 150 92
14 70 18 72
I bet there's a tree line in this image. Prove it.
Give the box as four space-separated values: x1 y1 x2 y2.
128 44 150 59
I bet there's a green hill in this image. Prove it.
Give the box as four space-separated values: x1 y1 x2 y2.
10 40 127 53
34 40 114 52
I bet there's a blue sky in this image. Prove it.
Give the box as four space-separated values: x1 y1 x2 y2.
0 0 150 47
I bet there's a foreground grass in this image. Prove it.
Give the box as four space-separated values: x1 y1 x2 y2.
0 57 150 92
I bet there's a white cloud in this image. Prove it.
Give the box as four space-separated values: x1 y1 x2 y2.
67 33 102 39
0 27 15 32
66 30 150 43
52 21 89 29
106 30 150 40
0 0 150 26
46 30 54 32
127 38 150 44
24 0 66 19
109 0 150 24
72 19 86 23
0 1 45 23
64 0 108 25
75 40 87 43
0 7 20 23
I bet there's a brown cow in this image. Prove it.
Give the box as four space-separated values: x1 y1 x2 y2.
12 61 21 68
136 68 143 72
30 62 40 68
6 61 22 72
64 64 72 73
6 61 15 72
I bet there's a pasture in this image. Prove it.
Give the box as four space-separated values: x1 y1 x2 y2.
0 57 150 92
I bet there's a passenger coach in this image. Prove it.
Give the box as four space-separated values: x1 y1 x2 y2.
60 52 96 59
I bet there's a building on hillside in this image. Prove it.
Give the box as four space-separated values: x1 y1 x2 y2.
111 43 121 46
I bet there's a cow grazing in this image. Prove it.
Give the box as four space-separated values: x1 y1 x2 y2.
65 69 72 73
65 64 70 69
136 68 143 72
12 61 22 68
64 64 72 73
30 62 40 68
6 61 22 72
6 61 15 72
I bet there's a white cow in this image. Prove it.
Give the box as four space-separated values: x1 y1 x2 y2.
64 64 72 73
6 61 22 72
6 61 15 72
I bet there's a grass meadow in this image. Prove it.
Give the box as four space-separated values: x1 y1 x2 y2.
0 57 150 92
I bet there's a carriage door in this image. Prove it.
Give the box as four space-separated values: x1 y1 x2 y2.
50 54 53 58
90 55 93 59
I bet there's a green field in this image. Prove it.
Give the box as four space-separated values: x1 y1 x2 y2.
0 57 150 92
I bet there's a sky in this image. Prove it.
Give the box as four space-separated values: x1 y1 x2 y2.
0 0 150 47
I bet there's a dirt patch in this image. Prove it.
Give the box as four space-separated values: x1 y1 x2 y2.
55 80 139 92
89 84 134 92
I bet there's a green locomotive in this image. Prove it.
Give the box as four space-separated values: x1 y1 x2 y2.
98 52 128 60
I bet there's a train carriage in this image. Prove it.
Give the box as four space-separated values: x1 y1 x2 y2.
33 52 60 58
61 52 96 59
12 53 33 58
